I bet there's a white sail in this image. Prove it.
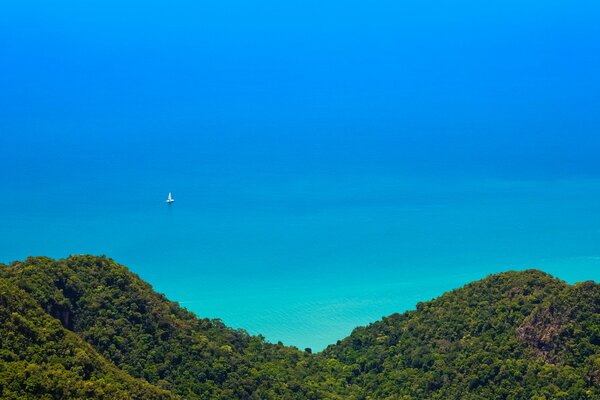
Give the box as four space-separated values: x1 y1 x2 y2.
167 192 174 203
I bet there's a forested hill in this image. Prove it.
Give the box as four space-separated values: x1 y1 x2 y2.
0 256 350 399
0 276 175 400
323 270 600 399
1 256 599 399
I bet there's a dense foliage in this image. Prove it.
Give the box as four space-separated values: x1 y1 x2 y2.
0 277 174 400
0 256 350 399
324 271 600 399
0 255 599 399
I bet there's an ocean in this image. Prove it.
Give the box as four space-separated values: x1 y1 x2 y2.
2 0 600 350
2 165 600 350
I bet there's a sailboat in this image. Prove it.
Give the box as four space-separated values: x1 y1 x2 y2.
166 192 174 204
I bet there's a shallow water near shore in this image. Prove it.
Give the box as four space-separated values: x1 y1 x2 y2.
2 170 600 350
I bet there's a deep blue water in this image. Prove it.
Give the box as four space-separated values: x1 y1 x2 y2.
1 0 600 350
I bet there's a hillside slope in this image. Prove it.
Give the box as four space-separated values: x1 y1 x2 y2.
1 256 599 399
0 277 176 400
0 256 350 399
323 270 600 399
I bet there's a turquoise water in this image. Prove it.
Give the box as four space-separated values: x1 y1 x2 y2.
2 0 600 350
2 172 600 350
